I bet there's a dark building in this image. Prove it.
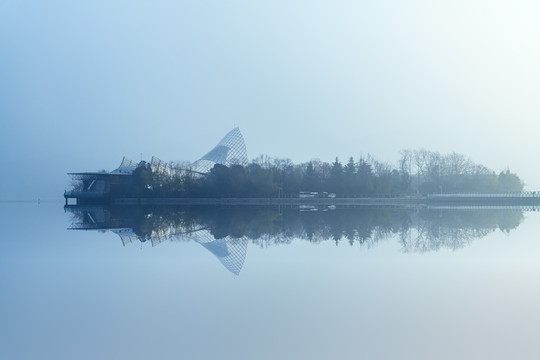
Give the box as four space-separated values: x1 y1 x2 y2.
64 157 138 205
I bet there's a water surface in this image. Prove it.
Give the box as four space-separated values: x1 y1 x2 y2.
1 202 540 359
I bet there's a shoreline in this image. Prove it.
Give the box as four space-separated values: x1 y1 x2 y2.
64 194 540 207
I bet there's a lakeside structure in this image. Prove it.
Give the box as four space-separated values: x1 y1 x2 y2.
65 127 540 207
65 127 248 205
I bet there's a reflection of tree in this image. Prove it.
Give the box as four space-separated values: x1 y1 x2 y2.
400 226 489 253
67 205 525 254
398 209 523 253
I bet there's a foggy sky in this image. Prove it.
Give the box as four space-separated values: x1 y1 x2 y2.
1 0 540 199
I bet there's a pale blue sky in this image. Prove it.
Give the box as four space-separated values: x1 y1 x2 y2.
1 0 540 199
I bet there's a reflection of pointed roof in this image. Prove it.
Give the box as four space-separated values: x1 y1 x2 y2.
194 231 248 275
192 127 249 173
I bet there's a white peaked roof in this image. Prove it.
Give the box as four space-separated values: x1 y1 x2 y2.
110 127 249 176
192 127 249 173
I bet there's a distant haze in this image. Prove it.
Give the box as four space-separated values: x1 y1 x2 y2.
1 1 539 199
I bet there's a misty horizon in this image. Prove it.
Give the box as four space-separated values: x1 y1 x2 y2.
3 1 540 200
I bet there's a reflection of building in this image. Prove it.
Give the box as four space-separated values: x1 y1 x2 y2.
189 230 248 276
65 127 248 204
113 227 249 275
111 228 249 275
66 206 249 275
66 205 527 275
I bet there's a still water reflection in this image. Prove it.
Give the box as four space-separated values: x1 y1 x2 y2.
2 202 540 360
67 205 524 275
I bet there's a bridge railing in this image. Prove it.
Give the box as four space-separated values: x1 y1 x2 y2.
427 192 540 198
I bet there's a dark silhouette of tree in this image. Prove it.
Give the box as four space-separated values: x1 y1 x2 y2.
328 157 344 193
302 161 319 191
357 157 374 194
344 157 357 194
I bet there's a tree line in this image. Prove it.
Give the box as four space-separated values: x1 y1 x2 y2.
123 150 523 198
399 149 523 194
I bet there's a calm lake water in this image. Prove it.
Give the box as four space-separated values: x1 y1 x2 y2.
2 202 540 359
